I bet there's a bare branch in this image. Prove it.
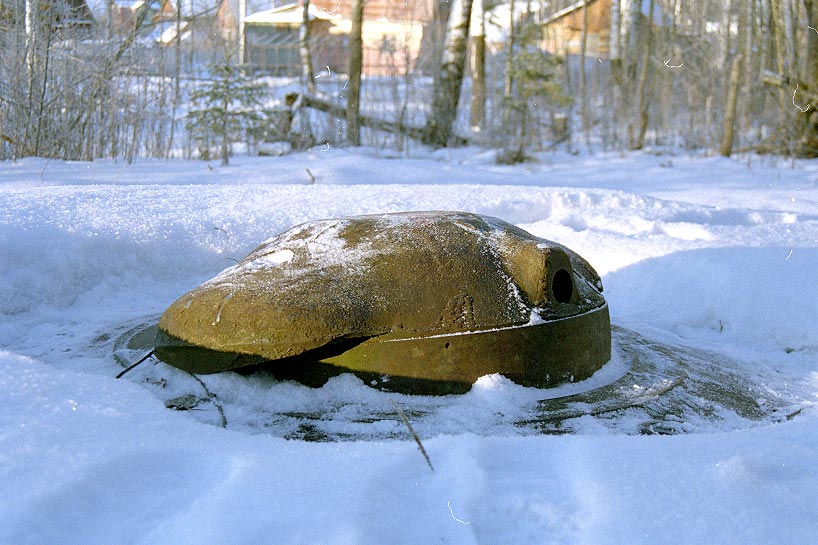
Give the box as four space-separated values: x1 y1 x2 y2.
390 399 433 471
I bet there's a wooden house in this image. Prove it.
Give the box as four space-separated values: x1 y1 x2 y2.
541 0 611 58
242 0 440 76
0 0 95 37
541 0 667 59
243 3 344 76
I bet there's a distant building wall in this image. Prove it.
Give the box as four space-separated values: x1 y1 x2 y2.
542 0 611 58
245 0 438 76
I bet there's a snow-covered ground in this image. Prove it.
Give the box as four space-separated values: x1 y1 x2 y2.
1 147 817 544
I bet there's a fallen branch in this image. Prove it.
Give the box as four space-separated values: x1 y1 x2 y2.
762 70 818 104
1 132 34 155
287 92 427 142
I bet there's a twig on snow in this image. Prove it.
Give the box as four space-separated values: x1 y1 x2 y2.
390 399 433 471
190 373 228 428
116 350 155 379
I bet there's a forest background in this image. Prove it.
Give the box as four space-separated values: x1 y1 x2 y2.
2 0 817 164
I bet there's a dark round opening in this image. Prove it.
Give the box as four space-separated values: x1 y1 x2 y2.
552 269 574 303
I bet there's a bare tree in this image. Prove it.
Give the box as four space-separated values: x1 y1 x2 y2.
720 54 743 156
504 0 516 100
579 0 590 147
469 0 486 131
629 0 654 150
422 0 474 147
720 0 734 72
346 0 364 145
623 0 641 80
783 0 797 72
800 0 818 152
609 0 622 64
761 0 818 154
300 0 316 94
608 0 623 147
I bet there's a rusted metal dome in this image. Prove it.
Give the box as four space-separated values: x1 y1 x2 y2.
154 212 610 393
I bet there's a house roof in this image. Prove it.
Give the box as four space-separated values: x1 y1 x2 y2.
139 18 192 43
542 0 601 25
3 0 96 24
543 0 666 26
84 0 270 20
245 2 338 25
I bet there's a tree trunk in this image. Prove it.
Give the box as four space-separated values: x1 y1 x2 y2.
720 54 743 156
720 0 734 72
609 0 623 148
624 0 641 80
669 0 678 31
32 9 55 157
609 0 622 63
579 0 590 147
806 1 818 89
504 0 515 98
630 42 651 150
501 0 515 129
783 0 797 72
801 0 818 153
25 0 38 154
25 0 36 52
300 0 316 94
346 0 364 145
469 0 486 131
168 0 183 157
421 0 474 148
742 0 754 95
239 0 246 66
429 0 446 76
768 0 792 140
757 0 771 145
221 76 231 166
769 0 787 75
628 0 653 151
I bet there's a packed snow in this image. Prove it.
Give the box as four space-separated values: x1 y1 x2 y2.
1 147 817 544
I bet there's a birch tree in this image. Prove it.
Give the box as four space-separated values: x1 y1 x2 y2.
300 0 316 94
623 0 641 80
720 0 734 72
609 0 622 66
469 0 486 131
